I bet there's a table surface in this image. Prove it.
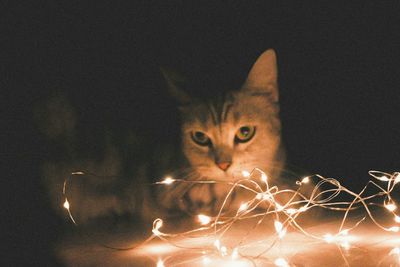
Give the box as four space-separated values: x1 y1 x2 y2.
56 216 400 267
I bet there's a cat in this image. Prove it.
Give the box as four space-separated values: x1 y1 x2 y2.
158 49 285 215
37 48 285 225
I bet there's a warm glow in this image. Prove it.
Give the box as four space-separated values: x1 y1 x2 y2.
62 169 400 267
378 175 390 182
385 203 397 212
298 206 308 212
340 229 349 235
275 203 284 211
301 176 310 184
238 202 248 213
261 173 268 183
71 171 84 175
274 220 286 238
63 199 70 210
202 256 211 265
274 258 289 267
274 221 283 233
256 192 272 201
323 233 334 243
220 246 228 256
152 218 163 236
214 239 220 250
231 247 239 260
286 208 297 215
154 218 163 229
390 247 400 256
394 173 400 184
278 229 286 239
242 170 250 178
197 214 211 225
157 259 165 267
161 176 175 185
340 241 351 250
137 242 178 255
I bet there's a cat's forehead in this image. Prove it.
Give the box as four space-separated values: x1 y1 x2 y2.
180 91 276 128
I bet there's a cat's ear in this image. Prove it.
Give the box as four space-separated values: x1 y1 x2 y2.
242 49 279 102
160 67 192 105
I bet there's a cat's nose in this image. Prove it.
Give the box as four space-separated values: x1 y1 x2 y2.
217 162 231 171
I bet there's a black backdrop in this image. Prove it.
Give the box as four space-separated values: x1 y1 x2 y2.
3 1 399 266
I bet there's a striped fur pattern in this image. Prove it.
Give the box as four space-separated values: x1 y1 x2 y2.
160 49 285 215
39 49 284 223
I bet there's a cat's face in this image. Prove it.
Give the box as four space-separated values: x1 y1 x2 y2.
180 91 281 181
163 49 282 181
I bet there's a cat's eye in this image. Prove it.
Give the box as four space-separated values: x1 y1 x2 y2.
191 131 211 146
235 126 256 143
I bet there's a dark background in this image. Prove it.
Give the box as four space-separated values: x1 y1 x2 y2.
3 1 399 266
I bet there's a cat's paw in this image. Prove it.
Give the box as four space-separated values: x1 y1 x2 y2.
184 184 214 213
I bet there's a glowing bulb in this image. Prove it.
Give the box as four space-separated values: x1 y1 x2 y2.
161 176 175 185
154 218 163 229
275 203 284 211
242 170 250 178
238 202 248 213
385 203 397 212
274 257 289 267
274 221 283 232
257 192 272 201
197 214 211 225
394 173 400 184
390 247 400 256
157 259 165 267
286 208 297 215
152 218 163 235
339 229 349 235
231 247 239 260
214 239 220 250
261 173 268 183
395 215 400 223
389 226 400 232
340 241 351 250
324 233 334 243
152 229 160 236
279 229 287 239
301 176 310 184
298 206 308 212
264 194 272 200
63 199 70 210
274 221 286 239
378 175 390 182
220 246 228 256
202 257 211 265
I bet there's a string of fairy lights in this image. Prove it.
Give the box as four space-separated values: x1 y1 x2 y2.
62 169 400 266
